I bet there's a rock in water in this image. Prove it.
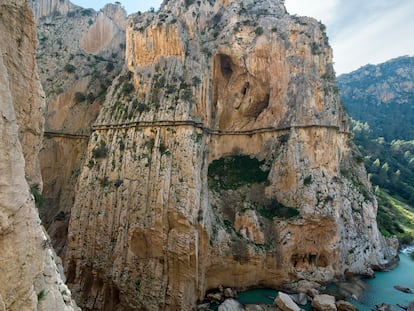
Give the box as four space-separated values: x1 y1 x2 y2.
394 285 413 294
373 303 396 311
64 0 396 309
290 293 309 305
336 300 358 311
218 299 244 311
274 292 302 311
407 301 414 311
312 294 337 311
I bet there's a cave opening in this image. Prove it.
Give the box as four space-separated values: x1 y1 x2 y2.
219 54 233 81
249 93 270 118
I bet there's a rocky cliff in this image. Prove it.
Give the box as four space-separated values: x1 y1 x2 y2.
32 0 127 254
0 0 78 309
64 0 396 309
30 0 76 22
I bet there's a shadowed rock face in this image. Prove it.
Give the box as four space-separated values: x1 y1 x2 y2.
0 0 78 310
64 0 396 309
32 0 127 255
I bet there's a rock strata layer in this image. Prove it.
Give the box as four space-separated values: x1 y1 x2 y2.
65 0 396 309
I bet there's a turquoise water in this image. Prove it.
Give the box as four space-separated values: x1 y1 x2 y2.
350 251 414 310
237 288 311 310
237 288 278 305
209 251 414 309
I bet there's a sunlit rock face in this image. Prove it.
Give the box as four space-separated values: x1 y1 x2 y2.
0 1 78 310
65 0 395 309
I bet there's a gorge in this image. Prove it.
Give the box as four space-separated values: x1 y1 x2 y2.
0 0 401 310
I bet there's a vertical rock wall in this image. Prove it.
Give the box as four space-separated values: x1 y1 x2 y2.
33 1 127 254
0 1 78 310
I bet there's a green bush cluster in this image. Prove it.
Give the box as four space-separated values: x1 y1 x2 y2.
92 141 108 159
208 155 269 191
257 200 299 220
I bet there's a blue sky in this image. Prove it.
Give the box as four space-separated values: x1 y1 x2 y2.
71 0 414 74
71 0 163 13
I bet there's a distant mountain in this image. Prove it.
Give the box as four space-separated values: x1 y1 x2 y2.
338 56 414 141
338 56 414 243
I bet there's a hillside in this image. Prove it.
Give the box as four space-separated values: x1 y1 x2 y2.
338 56 414 243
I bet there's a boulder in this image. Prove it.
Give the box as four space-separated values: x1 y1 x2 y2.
224 287 237 299
274 292 302 311
218 299 244 311
197 303 211 311
336 300 358 311
290 293 309 305
245 305 275 311
373 303 395 311
407 301 414 311
312 294 337 311
307 288 320 298
244 305 264 311
208 292 224 303
394 285 413 294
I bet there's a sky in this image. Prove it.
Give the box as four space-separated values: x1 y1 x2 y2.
71 0 414 75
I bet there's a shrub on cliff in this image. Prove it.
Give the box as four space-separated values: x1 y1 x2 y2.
74 92 86 103
92 141 108 159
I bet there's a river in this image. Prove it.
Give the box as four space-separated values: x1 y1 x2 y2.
350 249 414 310
235 249 414 310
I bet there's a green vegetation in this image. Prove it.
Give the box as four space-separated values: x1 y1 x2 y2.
122 82 134 95
303 175 313 186
99 176 110 187
106 62 115 72
376 189 414 244
351 120 414 206
257 199 299 220
64 63 76 73
208 155 269 191
134 280 141 293
37 289 46 301
92 140 109 159
74 92 86 103
185 0 195 8
254 27 264 36
339 57 414 243
81 8 94 16
30 184 45 208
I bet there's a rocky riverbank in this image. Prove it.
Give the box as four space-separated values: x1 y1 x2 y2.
197 285 359 311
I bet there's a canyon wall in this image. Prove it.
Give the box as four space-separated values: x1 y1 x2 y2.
0 0 78 309
64 0 396 309
33 0 127 254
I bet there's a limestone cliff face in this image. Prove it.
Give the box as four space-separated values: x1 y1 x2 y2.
65 0 395 309
33 1 126 254
0 1 78 310
29 0 76 21
1 0 45 189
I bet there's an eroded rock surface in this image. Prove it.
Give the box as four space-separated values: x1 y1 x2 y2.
32 0 127 254
64 0 395 309
0 0 78 309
